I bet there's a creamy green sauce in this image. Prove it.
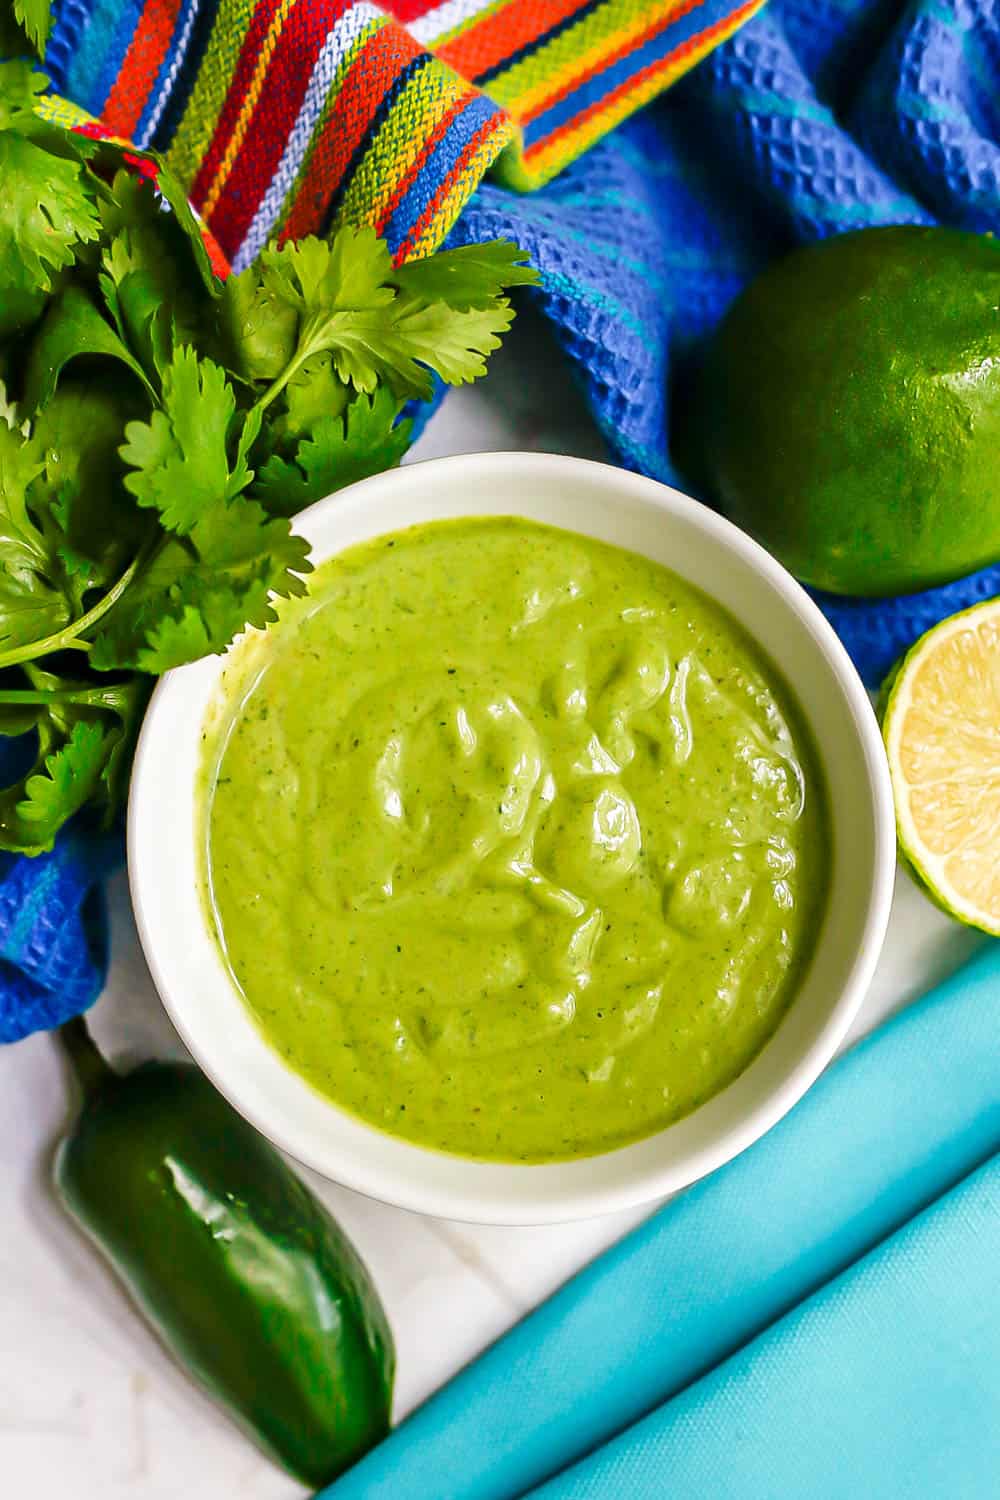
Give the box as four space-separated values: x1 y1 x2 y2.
201 518 828 1163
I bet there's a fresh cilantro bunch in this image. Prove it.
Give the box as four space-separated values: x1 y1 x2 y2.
0 0 48 59
0 57 537 854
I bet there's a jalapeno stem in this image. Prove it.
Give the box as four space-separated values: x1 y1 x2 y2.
58 1016 116 1098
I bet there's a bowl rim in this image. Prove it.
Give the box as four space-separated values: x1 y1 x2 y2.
128 451 896 1224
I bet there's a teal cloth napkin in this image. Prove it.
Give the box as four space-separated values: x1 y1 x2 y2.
530 1154 1000 1498
324 942 1000 1500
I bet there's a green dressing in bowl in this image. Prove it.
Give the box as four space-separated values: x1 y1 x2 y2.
200 517 828 1162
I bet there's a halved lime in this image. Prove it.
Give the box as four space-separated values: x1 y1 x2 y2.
882 598 1000 934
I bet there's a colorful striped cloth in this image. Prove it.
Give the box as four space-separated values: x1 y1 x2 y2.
43 0 762 271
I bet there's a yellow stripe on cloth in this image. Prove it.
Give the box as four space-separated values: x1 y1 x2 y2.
33 93 96 129
405 110 513 259
484 0 668 115
337 67 469 233
165 0 259 191
201 0 297 217
508 2 763 188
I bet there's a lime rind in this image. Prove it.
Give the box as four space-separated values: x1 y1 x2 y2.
881 596 1000 936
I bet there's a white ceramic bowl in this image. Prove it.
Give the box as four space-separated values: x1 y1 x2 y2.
129 453 895 1225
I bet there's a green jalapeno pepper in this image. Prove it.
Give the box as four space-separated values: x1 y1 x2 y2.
54 1018 394 1486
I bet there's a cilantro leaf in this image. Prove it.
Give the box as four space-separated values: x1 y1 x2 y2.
153 159 223 295
258 230 527 401
211 265 298 384
0 59 47 128
262 228 394 315
0 65 96 333
267 351 349 449
391 295 514 385
30 378 148 593
89 494 311 671
0 284 48 341
0 128 100 296
20 720 110 830
0 663 149 843
284 351 349 430
0 6 31 57
318 309 428 396
13 0 51 56
307 299 514 398
100 262 174 382
389 240 538 309
99 673 150 809
0 420 70 651
0 719 111 855
0 379 22 430
119 345 253 533
252 386 411 517
97 170 213 371
132 593 258 670
22 283 152 411
0 62 98 163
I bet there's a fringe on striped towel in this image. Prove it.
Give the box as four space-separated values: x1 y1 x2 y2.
43 0 763 268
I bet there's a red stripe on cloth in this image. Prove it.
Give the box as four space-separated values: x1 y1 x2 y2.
103 0 181 139
524 0 759 149
189 0 288 209
278 25 424 245
393 107 508 263
375 92 468 234
437 0 589 78
206 0 353 257
384 0 449 21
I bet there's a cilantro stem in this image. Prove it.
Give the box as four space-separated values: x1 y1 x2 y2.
253 351 309 414
0 688 121 708
0 629 92 672
251 317 350 416
0 540 154 671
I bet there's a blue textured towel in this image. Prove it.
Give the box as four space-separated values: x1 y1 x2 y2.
324 942 1000 1500
0 736 119 1041
4 0 1000 1035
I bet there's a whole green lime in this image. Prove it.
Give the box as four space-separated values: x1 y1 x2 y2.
684 226 1000 596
